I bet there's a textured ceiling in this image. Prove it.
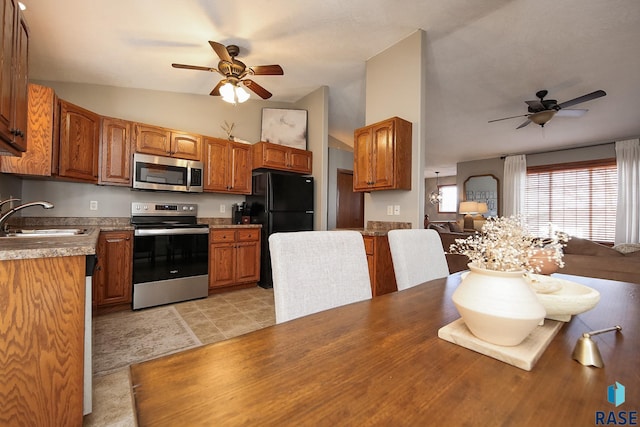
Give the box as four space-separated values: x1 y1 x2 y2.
23 0 640 177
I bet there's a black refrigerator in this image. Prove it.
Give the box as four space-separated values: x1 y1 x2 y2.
246 172 314 288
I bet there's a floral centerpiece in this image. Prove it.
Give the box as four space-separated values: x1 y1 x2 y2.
449 215 569 273
447 215 569 346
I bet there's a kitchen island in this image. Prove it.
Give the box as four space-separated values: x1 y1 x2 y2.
0 225 101 426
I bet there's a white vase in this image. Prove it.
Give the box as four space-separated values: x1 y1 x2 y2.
452 263 546 346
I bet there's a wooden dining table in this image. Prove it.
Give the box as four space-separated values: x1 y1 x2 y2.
130 273 639 426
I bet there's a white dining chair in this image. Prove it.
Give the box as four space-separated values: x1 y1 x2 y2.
269 230 372 323
387 229 450 291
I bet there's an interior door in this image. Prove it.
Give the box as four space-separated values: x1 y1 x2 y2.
336 169 364 228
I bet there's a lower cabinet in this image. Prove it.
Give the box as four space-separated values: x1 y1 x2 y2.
94 230 133 311
0 255 85 426
363 235 398 296
209 227 261 292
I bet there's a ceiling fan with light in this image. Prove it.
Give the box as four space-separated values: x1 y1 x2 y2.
488 89 606 129
172 41 284 104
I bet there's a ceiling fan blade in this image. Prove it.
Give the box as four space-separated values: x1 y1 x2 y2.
172 63 217 72
556 108 588 118
557 90 606 109
210 80 225 96
516 119 532 129
243 79 272 99
250 65 284 76
209 40 232 62
488 114 528 123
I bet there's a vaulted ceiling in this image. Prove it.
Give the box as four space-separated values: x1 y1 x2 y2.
23 0 640 176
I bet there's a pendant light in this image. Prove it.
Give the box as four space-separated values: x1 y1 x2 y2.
429 172 443 205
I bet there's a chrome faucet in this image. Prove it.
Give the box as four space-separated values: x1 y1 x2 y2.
0 199 54 234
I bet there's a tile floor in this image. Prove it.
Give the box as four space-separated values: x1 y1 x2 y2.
83 286 275 427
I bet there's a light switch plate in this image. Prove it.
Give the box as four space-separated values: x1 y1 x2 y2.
387 205 393 216
89 201 98 211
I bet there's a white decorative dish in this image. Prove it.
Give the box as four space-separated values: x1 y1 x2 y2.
524 274 601 321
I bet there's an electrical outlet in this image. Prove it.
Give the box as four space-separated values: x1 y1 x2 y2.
220 204 226 213
394 205 400 215
387 205 393 216
90 201 98 211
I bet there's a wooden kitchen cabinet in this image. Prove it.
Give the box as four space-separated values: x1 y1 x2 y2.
0 0 28 156
252 140 312 174
209 228 261 292
203 137 252 194
363 234 397 296
99 116 132 186
58 100 100 182
94 230 133 311
353 117 412 192
0 83 58 175
134 123 202 161
0 255 85 425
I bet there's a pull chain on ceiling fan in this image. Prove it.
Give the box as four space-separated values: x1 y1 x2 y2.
172 41 284 104
489 89 606 129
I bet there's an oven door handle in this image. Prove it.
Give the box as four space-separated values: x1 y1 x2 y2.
134 228 210 236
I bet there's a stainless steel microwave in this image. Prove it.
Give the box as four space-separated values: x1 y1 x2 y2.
133 153 203 193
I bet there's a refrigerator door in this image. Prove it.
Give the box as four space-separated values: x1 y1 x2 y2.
257 211 314 288
269 173 314 212
269 211 314 233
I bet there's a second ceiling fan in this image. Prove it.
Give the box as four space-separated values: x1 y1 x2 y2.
172 41 284 103
489 89 607 129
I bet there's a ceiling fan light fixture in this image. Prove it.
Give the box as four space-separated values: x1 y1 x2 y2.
236 84 250 103
220 81 250 104
529 110 556 126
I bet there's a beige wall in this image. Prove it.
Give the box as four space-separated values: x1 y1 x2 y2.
294 86 329 230
364 30 426 228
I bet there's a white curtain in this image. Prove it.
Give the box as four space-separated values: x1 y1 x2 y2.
503 154 527 217
615 139 640 244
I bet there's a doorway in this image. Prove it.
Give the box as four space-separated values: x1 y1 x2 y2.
336 169 364 229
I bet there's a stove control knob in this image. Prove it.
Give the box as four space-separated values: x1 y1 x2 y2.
189 206 195 211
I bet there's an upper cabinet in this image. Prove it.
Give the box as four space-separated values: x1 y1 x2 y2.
100 116 132 186
58 100 100 183
203 137 252 195
252 140 312 174
0 0 28 156
134 123 202 161
353 117 412 192
0 83 57 175
0 85 100 183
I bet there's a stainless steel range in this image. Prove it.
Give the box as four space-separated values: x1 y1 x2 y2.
131 202 209 310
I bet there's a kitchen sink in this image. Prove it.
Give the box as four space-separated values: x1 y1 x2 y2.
0 228 88 238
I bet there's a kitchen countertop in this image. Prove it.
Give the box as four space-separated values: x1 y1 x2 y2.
337 220 412 237
0 217 261 261
0 226 101 261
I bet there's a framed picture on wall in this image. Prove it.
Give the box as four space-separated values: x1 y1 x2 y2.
260 108 308 150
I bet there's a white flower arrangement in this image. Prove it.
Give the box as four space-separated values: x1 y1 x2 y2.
449 216 569 272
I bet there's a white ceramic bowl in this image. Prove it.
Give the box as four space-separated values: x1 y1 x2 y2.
525 274 600 321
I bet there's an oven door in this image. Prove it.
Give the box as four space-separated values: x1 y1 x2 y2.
133 227 209 309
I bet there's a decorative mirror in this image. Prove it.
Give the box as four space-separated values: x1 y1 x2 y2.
463 174 499 217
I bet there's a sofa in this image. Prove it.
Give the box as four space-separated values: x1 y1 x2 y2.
558 238 640 284
428 221 640 284
426 221 475 273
